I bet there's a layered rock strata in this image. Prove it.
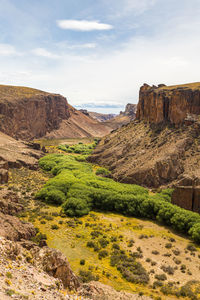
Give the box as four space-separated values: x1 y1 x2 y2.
136 82 200 125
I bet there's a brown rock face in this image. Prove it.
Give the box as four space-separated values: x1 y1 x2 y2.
0 92 70 140
136 82 200 125
0 190 23 215
0 212 36 241
172 186 200 213
0 84 111 140
34 247 80 289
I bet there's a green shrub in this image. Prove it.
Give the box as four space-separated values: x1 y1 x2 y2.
80 259 85 265
62 197 90 217
37 150 200 244
155 274 167 281
51 224 59 230
35 188 66 205
96 167 111 177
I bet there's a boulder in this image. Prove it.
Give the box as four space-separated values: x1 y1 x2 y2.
34 247 80 289
0 212 36 241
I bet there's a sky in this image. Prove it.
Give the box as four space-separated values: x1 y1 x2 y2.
0 0 200 113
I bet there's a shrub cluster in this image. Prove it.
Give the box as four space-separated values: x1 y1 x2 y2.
110 250 149 284
58 140 98 155
36 149 200 244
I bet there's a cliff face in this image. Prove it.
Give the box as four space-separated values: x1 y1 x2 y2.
0 93 70 140
136 82 200 125
0 85 110 140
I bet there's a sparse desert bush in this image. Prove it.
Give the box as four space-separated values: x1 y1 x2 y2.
51 224 59 230
79 270 98 283
98 250 109 259
111 250 149 285
165 243 172 249
155 274 167 281
161 265 175 275
80 259 85 265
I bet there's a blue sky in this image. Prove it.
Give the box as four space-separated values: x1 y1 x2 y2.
0 0 200 113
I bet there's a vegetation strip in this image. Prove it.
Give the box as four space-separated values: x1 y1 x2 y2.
36 142 200 244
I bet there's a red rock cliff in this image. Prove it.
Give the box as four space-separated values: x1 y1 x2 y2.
136 82 200 125
0 85 111 140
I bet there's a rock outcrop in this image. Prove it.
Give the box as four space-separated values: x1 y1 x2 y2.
103 103 137 130
136 82 200 125
171 185 200 213
120 103 137 120
0 212 36 241
0 131 43 170
0 237 84 300
0 84 111 140
34 247 80 289
0 190 23 215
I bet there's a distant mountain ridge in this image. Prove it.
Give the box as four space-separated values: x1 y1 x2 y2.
80 103 137 130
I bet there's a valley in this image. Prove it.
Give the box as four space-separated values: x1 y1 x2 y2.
5 138 200 300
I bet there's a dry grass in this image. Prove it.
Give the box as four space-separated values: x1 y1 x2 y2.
156 82 200 92
0 84 48 102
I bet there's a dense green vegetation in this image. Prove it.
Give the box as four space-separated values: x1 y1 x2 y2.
58 139 99 155
36 145 200 244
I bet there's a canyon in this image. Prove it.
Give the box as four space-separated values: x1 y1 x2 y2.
1 82 200 299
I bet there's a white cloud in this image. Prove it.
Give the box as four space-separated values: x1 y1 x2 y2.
107 0 157 18
69 43 97 49
0 43 18 56
57 19 113 31
32 48 59 59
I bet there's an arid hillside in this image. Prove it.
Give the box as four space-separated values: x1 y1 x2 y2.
89 83 200 188
0 85 111 140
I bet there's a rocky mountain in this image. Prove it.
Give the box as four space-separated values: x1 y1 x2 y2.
103 103 137 130
79 103 136 130
121 103 137 120
89 82 200 189
79 109 116 122
0 85 111 140
137 82 200 125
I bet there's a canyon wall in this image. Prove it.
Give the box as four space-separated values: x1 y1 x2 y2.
136 83 200 125
0 85 111 140
0 93 70 140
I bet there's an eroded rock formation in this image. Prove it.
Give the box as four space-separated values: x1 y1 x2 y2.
136 82 200 125
0 84 111 140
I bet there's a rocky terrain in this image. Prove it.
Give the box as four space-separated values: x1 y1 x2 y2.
0 85 111 140
89 83 200 189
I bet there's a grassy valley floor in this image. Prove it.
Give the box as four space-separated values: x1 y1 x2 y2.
5 139 200 300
